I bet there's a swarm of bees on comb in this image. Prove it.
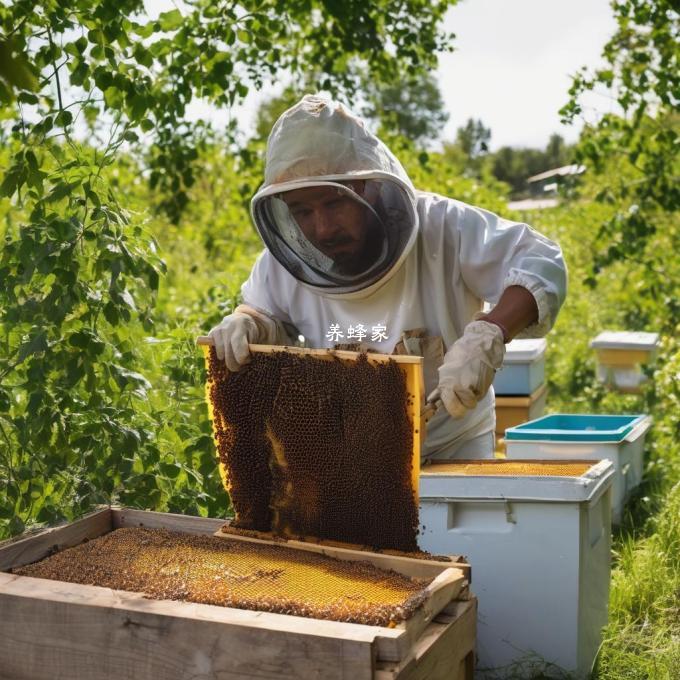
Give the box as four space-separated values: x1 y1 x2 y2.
15 527 432 626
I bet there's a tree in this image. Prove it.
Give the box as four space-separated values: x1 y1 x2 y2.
439 118 492 179
544 133 570 169
455 118 491 160
361 72 449 144
490 146 544 194
253 69 449 147
253 86 305 141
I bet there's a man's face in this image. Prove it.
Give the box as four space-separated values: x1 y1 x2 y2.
282 183 379 273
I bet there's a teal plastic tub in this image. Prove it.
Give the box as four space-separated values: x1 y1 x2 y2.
505 414 646 442
505 413 652 525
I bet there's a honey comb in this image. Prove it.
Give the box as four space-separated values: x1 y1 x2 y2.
206 348 418 552
14 528 432 626
424 461 594 477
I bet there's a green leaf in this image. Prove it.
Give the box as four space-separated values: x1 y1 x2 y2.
55 110 73 127
103 301 120 325
0 388 11 412
18 92 39 104
159 10 183 31
87 29 104 45
9 516 25 536
46 180 80 203
0 162 27 198
17 330 48 363
0 38 39 94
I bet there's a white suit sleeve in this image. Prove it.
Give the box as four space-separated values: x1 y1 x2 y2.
239 250 296 341
452 201 567 337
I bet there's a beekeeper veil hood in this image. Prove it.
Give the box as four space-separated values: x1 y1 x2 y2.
251 94 418 297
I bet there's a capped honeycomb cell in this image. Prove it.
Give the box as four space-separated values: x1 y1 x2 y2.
205 348 418 552
14 528 432 626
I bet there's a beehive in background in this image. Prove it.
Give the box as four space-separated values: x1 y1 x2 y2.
590 331 659 393
204 345 424 552
419 459 615 677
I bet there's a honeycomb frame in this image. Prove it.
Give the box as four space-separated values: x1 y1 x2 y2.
202 343 425 552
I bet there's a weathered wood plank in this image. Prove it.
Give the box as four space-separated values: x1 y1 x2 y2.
391 568 467 658
196 338 424 365
375 599 476 680
111 507 226 535
0 507 112 573
0 572 377 680
213 526 470 580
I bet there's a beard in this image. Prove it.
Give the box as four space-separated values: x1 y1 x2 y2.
329 220 384 276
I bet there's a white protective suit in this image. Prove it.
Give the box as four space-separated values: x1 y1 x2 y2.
239 95 567 460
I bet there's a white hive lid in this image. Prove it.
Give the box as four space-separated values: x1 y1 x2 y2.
503 338 547 364
590 331 659 350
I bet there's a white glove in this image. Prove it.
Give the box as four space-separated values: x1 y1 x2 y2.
430 320 505 419
208 305 285 372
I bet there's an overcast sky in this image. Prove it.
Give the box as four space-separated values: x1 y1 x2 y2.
146 0 617 150
438 0 617 149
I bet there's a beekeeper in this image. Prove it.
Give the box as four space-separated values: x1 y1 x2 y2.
208 94 567 460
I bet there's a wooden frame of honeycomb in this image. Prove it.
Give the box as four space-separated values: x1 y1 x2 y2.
199 341 426 552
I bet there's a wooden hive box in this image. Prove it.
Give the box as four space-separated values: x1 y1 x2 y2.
494 382 548 435
0 507 476 680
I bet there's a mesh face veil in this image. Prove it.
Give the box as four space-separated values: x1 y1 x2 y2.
252 179 416 294
250 94 419 297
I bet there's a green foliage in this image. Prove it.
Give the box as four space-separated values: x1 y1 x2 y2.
1 0 458 221
0 36 39 102
0 1 458 539
561 0 679 330
514 8 679 658
524 186 679 680
594 343 680 679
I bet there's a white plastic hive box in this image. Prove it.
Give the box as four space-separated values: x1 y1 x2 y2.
419 459 614 679
590 331 659 392
505 414 652 525
493 338 547 395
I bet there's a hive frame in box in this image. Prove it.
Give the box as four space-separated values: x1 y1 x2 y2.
197 339 426 507
0 507 475 680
